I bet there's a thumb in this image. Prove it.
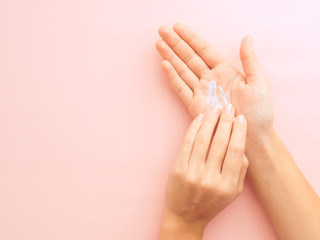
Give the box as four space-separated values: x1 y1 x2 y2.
240 35 263 83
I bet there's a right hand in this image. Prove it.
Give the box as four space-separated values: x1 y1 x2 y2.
162 103 249 235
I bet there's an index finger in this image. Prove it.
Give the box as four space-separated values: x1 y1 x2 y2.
221 115 247 180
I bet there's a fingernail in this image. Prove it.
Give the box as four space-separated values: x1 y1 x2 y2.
197 113 204 122
237 115 246 124
224 103 233 114
211 105 219 114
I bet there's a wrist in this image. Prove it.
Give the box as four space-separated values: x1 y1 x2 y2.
160 210 205 240
245 125 277 158
245 126 279 172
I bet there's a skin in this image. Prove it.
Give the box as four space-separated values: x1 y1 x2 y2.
156 23 320 239
160 105 248 240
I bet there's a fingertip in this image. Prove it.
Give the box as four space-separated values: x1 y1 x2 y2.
158 25 166 34
236 114 247 125
173 22 185 31
161 60 171 70
155 39 161 50
158 25 170 37
161 59 168 65
156 39 166 51
244 34 253 42
241 34 252 43
223 103 234 114
196 113 204 122
240 35 251 54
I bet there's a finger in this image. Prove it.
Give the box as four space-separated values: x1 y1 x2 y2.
206 103 234 173
237 156 249 194
175 113 204 169
221 115 247 180
161 60 193 106
158 25 210 78
240 35 264 83
188 105 221 171
173 23 226 69
156 39 199 90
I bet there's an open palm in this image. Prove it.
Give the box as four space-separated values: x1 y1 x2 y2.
156 23 274 143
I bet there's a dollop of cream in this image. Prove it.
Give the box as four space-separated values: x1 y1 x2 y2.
207 80 228 109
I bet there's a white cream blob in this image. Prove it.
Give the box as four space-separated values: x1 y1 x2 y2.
206 80 228 109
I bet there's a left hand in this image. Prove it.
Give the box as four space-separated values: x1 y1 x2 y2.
156 23 274 157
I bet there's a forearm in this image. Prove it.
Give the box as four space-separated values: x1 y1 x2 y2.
159 210 204 240
247 128 320 240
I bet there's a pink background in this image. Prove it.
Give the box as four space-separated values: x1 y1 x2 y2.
1 0 320 239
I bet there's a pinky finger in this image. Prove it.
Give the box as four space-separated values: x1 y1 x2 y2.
161 60 193 106
175 113 204 168
237 156 249 194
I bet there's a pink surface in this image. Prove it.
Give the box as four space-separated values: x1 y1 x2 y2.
0 0 320 239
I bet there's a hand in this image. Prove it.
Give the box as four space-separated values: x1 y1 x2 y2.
160 104 248 239
156 23 274 156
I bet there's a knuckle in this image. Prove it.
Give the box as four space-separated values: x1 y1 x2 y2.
172 38 181 49
206 113 218 122
188 32 197 45
168 74 177 84
219 113 233 122
169 54 177 62
174 83 184 95
242 56 254 68
184 51 196 63
199 45 210 57
181 141 192 153
234 122 247 132
185 172 199 186
177 67 187 77
228 145 244 156
200 177 213 191
216 185 233 200
195 134 208 145
199 67 209 77
170 164 184 177
242 158 249 169
183 135 194 146
177 86 188 98
213 136 228 148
